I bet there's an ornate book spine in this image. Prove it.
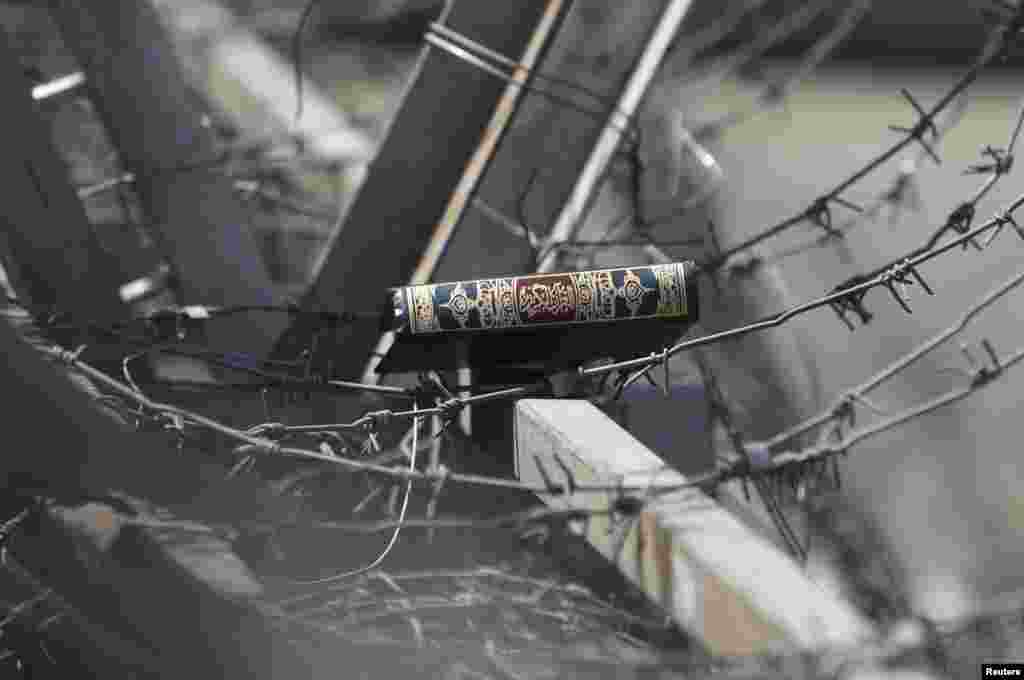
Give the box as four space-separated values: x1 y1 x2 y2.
386 261 696 336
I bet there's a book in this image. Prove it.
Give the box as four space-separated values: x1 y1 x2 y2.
378 261 698 374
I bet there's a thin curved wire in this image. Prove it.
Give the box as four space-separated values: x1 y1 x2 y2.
290 0 321 125
286 402 421 586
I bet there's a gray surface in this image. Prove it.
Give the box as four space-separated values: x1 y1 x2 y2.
707 63 1024 618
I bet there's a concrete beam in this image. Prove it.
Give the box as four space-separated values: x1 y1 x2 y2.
514 398 876 657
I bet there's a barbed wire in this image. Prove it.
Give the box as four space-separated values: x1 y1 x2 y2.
693 348 811 561
501 0 869 256
39 246 1024 538
134 188 1024 425
20 2 1024 537
764 266 1024 451
61 0 986 385
25 179 1024 544
575 4 1006 268
582 190 1024 380
228 255 1024 569
59 1 1022 357
668 0 1024 272
763 88 1024 269
43 341 725 501
501 0 1011 286
422 0 842 144
15 4 1024 676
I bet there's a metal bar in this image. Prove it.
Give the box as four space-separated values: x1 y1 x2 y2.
275 0 560 382
443 0 695 447
515 399 876 657
0 34 123 323
410 1 569 287
31 71 85 102
359 0 570 400
48 0 285 357
537 0 696 273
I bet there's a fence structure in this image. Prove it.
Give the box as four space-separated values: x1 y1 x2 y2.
3 0 1024 677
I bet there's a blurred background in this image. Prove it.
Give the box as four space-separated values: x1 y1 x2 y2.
5 0 1024 673
139 0 1024 624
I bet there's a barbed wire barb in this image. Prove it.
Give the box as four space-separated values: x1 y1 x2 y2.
684 1 1024 272
765 265 1024 450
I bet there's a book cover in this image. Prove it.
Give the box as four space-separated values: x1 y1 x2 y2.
378 262 699 375
386 261 696 336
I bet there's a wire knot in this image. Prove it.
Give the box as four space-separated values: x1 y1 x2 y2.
889 88 941 164
50 344 87 365
880 259 932 313
968 338 1003 387
247 422 288 440
948 198 977 233
965 145 1015 176
832 394 859 426
944 201 987 251
830 275 874 330
1000 211 1024 239
261 440 284 456
363 410 393 431
807 198 839 237
437 397 466 424
314 431 349 456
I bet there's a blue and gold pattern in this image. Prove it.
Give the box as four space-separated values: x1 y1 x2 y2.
391 262 691 336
